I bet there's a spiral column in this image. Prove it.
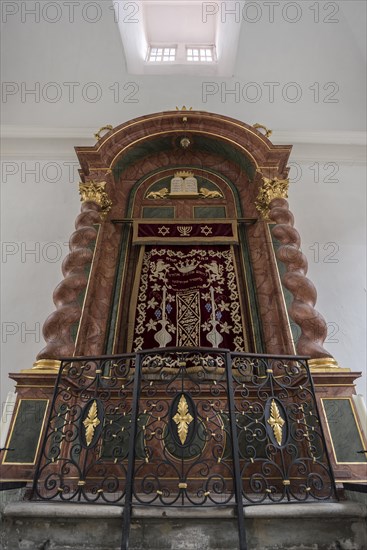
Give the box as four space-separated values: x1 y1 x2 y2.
31 182 111 371
256 177 338 365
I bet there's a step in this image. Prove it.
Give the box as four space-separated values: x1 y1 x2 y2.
1 500 366 550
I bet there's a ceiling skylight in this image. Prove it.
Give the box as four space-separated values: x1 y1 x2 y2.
148 47 177 62
187 47 214 63
114 1 243 76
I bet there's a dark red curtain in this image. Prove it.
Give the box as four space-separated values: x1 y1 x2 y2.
132 245 246 351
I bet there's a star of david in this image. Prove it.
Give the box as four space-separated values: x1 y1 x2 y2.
201 225 212 237
158 226 170 236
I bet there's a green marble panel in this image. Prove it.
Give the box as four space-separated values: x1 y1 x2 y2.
194 206 227 219
4 400 48 464
323 399 367 463
101 414 147 460
142 207 175 219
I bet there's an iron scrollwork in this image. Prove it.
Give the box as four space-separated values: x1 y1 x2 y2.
31 355 135 504
32 349 336 532
230 354 336 504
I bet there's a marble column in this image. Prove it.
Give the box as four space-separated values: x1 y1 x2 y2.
30 182 111 372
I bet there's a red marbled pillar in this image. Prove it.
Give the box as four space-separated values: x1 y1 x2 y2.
268 197 333 359
37 200 101 360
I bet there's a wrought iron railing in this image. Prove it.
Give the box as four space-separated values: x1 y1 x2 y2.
31 348 337 550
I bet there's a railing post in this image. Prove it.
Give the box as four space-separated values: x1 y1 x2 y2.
225 352 247 550
121 353 142 550
30 360 64 500
304 359 338 499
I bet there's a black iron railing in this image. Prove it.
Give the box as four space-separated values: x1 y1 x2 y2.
31 348 337 550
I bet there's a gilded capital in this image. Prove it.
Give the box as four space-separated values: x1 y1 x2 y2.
79 181 112 215
255 176 289 220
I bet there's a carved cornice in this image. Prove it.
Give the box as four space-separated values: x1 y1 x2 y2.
79 181 112 217
255 176 289 220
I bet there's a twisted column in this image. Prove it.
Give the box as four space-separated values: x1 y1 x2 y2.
268 197 333 359
34 182 111 366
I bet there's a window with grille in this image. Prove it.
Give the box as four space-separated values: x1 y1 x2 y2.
148 47 176 62
187 47 214 62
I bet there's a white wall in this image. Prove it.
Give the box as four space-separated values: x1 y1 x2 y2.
289 161 366 392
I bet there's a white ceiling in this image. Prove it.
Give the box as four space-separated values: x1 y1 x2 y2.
144 2 216 43
0 0 366 134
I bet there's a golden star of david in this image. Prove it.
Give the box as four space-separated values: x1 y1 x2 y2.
173 395 193 445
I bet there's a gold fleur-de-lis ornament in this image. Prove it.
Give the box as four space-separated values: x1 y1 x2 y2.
83 400 100 446
173 395 193 445
267 400 285 446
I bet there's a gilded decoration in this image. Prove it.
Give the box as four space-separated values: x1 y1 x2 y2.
198 188 223 199
25 359 61 374
267 399 285 446
145 174 224 200
146 188 169 200
255 176 289 220
173 395 194 445
253 123 272 138
94 124 113 141
83 400 100 447
79 181 112 216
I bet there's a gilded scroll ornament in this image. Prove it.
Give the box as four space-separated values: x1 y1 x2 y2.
79 181 112 214
253 123 272 138
94 125 113 141
83 400 100 447
173 395 193 445
267 399 285 446
255 177 289 220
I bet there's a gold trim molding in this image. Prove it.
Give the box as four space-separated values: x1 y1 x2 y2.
255 176 289 220
79 181 112 216
309 357 350 373
21 359 61 374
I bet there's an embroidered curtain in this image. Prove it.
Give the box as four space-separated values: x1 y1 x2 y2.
131 245 246 351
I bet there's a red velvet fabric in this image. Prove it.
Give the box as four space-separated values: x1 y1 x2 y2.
132 245 245 351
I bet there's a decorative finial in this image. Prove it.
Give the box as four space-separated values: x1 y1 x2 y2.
253 123 272 138
94 125 113 141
